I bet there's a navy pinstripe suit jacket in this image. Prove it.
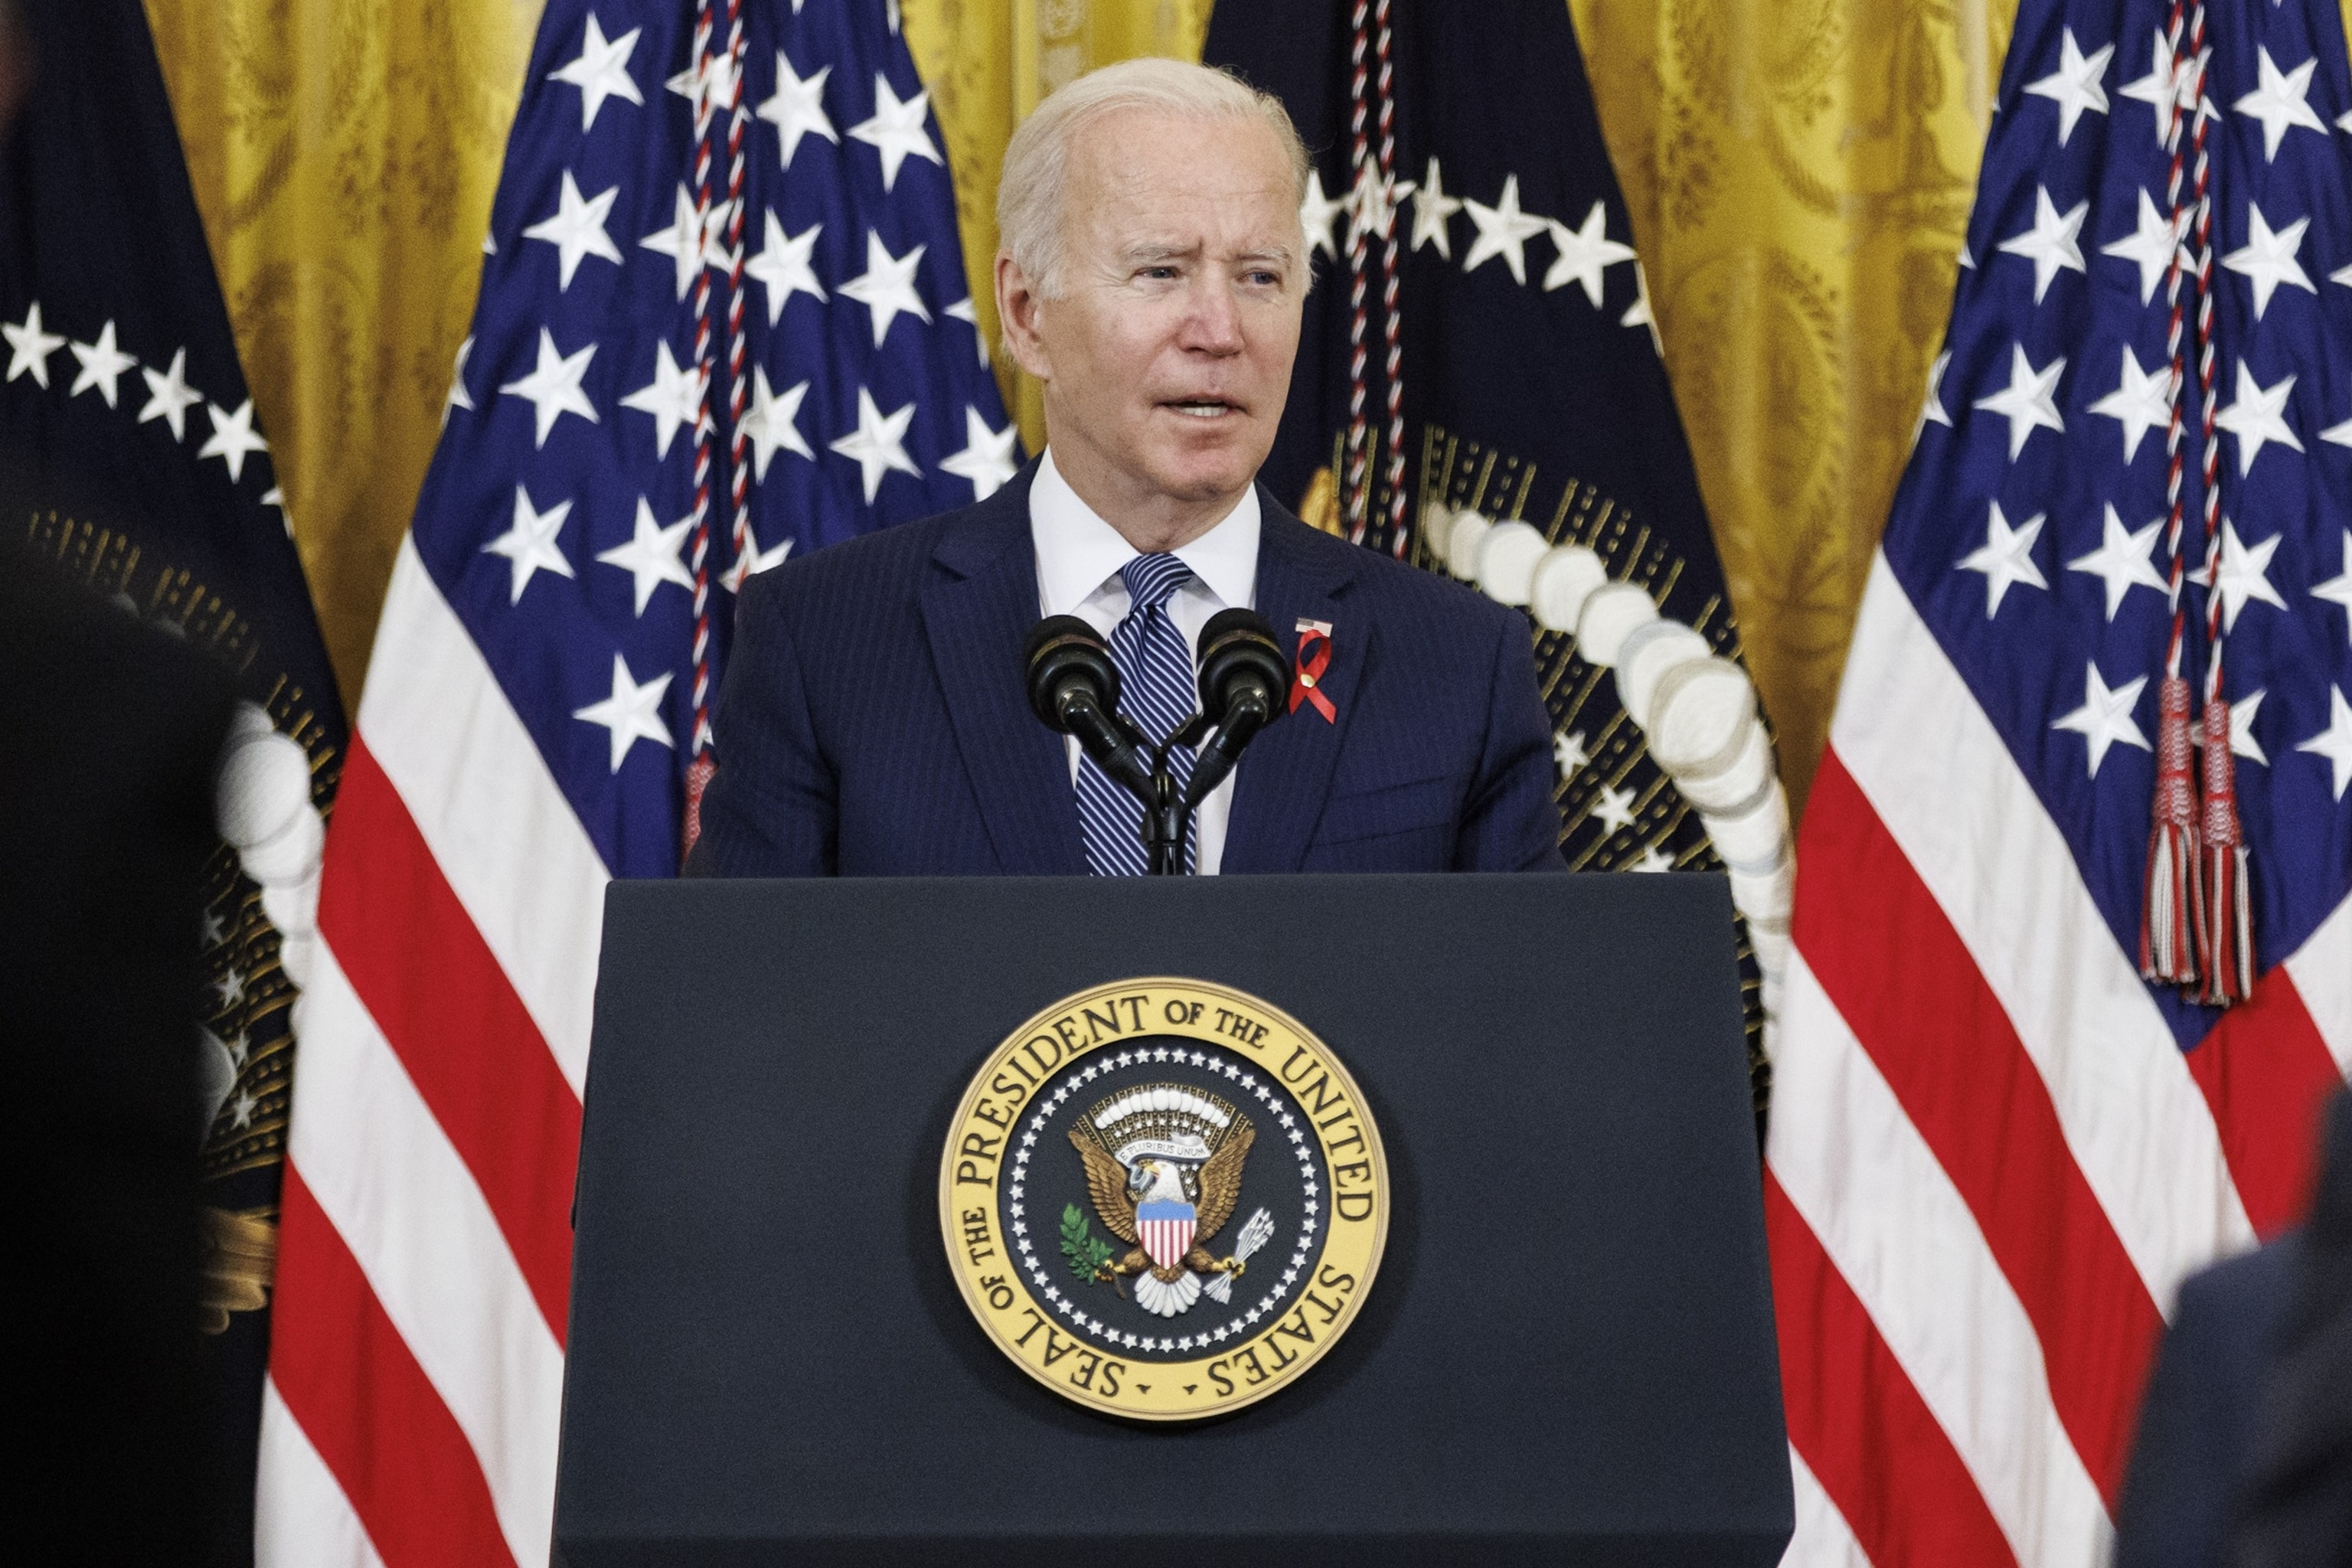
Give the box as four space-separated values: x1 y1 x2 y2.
685 465 1565 877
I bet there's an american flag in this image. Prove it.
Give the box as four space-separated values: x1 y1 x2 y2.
1769 0 2352 1560
253 0 1011 1560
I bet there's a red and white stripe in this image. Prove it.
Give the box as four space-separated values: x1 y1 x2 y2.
256 537 607 1568
1770 552 2349 1566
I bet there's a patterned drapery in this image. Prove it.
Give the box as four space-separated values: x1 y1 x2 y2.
1570 0 2017 808
145 0 544 707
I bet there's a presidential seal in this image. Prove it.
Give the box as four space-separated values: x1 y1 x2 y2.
940 978 1388 1421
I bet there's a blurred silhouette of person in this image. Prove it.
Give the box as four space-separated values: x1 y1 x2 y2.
0 1 239 1551
0 523 237 1561
2230 1089 2352 1566
2115 1090 2352 1568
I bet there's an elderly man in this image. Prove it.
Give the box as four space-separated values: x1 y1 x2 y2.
688 58 1560 877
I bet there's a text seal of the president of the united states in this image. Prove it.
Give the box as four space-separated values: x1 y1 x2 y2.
941 978 1388 1420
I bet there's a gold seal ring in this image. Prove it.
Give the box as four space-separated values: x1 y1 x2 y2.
940 977 1388 1421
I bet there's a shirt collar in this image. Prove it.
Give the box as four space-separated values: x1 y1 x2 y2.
1030 447 1260 615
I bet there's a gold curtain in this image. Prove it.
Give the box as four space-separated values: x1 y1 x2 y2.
1569 0 2019 813
145 0 545 709
902 0 1214 453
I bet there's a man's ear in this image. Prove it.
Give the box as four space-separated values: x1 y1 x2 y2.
995 250 1054 383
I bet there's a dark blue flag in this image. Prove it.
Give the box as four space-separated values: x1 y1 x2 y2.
0 0 345 1557
1205 0 1785 1091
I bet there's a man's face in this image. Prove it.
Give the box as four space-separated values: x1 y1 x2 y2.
1004 109 1305 520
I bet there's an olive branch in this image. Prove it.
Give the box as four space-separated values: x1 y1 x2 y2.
1060 1203 1117 1287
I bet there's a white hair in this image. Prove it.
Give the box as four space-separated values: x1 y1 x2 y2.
996 57 1311 300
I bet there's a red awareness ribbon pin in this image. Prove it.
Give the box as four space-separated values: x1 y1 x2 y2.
1290 618 1337 723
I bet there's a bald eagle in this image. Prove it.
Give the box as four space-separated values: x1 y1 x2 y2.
1070 1125 1256 1317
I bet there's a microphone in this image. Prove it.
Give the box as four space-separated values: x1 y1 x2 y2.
1184 608 1290 808
1023 616 1155 799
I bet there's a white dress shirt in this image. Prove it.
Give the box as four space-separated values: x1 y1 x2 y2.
1029 448 1261 874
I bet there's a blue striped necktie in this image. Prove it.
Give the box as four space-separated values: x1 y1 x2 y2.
1076 553 1200 875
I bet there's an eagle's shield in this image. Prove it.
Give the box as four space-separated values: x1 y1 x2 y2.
1136 1199 1196 1271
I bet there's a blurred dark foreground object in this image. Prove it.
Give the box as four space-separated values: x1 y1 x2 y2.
2232 1089 2352 1566
0 532 237 1559
2114 1090 2352 1568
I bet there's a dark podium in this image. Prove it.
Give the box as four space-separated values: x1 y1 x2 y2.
555 874 1789 1565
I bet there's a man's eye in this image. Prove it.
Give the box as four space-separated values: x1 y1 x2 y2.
1141 266 1177 280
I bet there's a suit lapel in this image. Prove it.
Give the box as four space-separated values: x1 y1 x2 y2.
1223 496 1366 873
919 469 1089 874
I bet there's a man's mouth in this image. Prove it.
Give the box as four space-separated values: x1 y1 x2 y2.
1162 398 1240 419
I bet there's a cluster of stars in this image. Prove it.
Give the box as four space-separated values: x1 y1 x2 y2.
456 11 1020 776
3 301 284 527
1299 157 1659 351
202 948 261 1136
1548 678 1682 871
1924 26 2352 800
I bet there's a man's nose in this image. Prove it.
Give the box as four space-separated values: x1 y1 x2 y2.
1179 276 1245 354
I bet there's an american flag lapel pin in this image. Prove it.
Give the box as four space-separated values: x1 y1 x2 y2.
1291 618 1337 722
